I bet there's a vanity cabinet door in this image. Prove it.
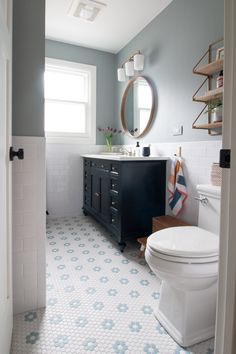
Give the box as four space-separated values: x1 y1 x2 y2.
91 174 100 213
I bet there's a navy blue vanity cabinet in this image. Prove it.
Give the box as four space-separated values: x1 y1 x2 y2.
83 157 166 251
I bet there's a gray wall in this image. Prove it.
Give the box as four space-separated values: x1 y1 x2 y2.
12 0 45 137
45 40 117 144
116 0 224 144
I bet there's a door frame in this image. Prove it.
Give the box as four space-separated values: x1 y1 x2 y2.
214 0 236 353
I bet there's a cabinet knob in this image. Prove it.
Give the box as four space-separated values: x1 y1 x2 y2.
95 192 100 197
112 218 115 223
112 184 115 188
111 201 115 205
101 164 104 168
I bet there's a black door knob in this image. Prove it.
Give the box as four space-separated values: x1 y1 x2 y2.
9 147 24 161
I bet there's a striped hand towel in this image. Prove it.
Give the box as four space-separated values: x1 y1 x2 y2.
168 158 188 216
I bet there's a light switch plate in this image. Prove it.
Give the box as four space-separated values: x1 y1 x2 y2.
173 125 183 136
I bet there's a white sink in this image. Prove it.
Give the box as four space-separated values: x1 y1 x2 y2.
82 154 169 161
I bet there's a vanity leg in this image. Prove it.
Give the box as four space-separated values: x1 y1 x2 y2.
118 242 126 253
83 208 88 216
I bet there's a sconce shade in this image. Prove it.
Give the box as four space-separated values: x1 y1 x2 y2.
134 53 144 71
125 61 134 76
117 68 126 82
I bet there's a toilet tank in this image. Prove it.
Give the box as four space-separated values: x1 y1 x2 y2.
197 184 221 235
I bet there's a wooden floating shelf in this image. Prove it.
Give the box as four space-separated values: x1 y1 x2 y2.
193 87 223 103
193 122 222 130
193 59 223 76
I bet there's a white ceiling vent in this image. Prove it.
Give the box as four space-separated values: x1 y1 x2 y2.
68 0 107 22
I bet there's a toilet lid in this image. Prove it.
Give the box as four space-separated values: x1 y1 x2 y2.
147 226 219 258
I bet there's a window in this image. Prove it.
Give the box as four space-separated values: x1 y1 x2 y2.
45 58 96 143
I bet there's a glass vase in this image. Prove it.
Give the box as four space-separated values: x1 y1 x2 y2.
105 137 113 152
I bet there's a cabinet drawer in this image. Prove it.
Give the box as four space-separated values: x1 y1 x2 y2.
110 212 120 229
110 163 119 175
110 195 119 209
110 179 119 193
91 160 109 171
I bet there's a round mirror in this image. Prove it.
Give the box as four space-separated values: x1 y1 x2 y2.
121 76 155 138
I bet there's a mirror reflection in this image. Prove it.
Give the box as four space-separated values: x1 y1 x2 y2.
121 76 154 138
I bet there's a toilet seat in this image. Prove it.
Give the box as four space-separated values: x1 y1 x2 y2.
147 226 219 264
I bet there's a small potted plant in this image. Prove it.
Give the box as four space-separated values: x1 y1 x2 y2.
205 100 223 123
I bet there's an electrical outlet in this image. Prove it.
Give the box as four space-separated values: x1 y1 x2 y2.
172 125 183 136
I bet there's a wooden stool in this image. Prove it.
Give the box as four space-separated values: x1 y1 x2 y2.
137 215 190 257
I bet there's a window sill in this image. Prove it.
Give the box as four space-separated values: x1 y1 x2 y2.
46 136 96 144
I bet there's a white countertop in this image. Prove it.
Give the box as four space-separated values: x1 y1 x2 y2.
82 154 169 161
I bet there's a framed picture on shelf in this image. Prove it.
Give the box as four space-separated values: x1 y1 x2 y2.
216 47 224 60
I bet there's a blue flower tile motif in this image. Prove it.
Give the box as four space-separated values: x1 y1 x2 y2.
114 251 121 256
54 256 62 261
47 284 54 291
102 319 115 330
111 267 120 273
93 244 100 248
82 250 90 255
47 235 54 239
52 248 59 253
175 347 191 354
67 249 74 253
87 257 95 262
98 251 105 255
48 298 58 306
143 343 159 354
60 236 67 240
49 241 56 245
25 332 40 345
117 304 129 313
119 278 129 285
80 275 89 282
86 287 96 295
54 335 68 348
24 311 37 322
74 237 81 241
57 264 66 271
93 301 104 310
82 337 97 351
75 317 88 328
64 242 70 247
128 321 142 332
139 260 147 265
104 258 112 263
108 244 114 249
121 259 129 264
152 292 160 300
129 290 140 298
140 279 150 286
107 288 118 296
46 230 52 234
64 285 75 293
49 314 63 324
93 266 101 272
71 232 77 235
142 305 153 315
69 299 80 308
60 274 70 280
71 257 78 262
78 243 85 247
75 265 83 271
113 340 128 354
102 238 108 243
130 268 139 275
100 276 109 283
156 322 167 335
88 238 95 242
56 227 62 230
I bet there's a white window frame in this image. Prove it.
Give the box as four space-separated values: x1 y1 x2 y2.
45 57 96 144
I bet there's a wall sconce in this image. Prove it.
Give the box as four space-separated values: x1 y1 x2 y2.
117 50 144 82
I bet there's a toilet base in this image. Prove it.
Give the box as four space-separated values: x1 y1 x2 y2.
154 280 217 347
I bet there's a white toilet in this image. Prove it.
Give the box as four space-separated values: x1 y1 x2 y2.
145 184 221 347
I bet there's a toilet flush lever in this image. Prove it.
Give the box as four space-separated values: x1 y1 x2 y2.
194 197 208 205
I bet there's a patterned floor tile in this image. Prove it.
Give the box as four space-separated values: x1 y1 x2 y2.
11 216 215 354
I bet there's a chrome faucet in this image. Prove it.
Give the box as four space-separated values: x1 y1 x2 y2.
119 147 133 156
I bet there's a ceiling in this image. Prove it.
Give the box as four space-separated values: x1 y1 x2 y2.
46 0 173 54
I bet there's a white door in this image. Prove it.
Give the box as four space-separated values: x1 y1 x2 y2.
214 0 236 353
0 0 13 352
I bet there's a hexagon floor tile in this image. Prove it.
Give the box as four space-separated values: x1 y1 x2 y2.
11 216 215 354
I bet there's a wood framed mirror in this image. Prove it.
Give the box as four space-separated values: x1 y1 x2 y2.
121 76 155 138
